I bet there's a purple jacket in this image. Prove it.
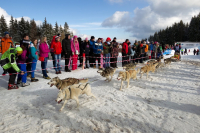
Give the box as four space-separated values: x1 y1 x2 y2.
39 42 50 58
17 49 28 64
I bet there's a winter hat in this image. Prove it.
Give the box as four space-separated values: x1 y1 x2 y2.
65 34 70 37
85 37 88 41
4 31 9 35
91 36 95 40
15 47 23 54
57 33 61 37
106 37 111 42
114 37 117 39
55 36 60 39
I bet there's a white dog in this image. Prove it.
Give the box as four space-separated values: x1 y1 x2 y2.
56 83 96 111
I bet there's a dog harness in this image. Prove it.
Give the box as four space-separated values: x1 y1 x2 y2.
68 87 72 98
77 83 89 91
56 81 63 90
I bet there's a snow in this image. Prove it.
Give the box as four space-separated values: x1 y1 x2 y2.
0 55 200 133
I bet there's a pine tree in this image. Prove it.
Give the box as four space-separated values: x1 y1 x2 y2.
9 16 15 38
47 24 54 45
37 25 42 39
0 15 8 36
18 17 26 39
13 19 20 42
42 17 48 37
25 20 30 35
29 19 37 40
64 22 69 34
59 25 63 34
54 22 59 34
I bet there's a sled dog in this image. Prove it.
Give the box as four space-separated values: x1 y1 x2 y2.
47 77 88 90
117 69 140 90
123 63 137 71
140 62 158 79
56 83 96 111
97 67 116 82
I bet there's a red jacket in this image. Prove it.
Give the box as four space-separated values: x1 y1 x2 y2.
50 41 62 55
122 42 128 54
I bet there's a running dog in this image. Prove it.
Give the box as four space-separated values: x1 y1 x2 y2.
56 83 96 111
97 67 116 82
156 62 165 70
123 63 137 71
47 77 88 90
164 58 172 66
117 69 140 90
140 62 158 79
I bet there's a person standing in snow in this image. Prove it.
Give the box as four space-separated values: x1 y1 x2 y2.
51 36 62 74
39 37 50 79
62 34 72 72
103 37 112 68
81 38 90 69
93 38 103 69
0 47 25 90
193 49 196 55
150 41 154 58
0 32 14 75
110 37 119 68
29 38 39 82
181 49 184 55
17 43 30 87
20 34 32 77
89 36 95 67
50 33 61 68
78 37 83 68
185 48 188 55
122 39 129 66
71 36 80 70
197 49 199 55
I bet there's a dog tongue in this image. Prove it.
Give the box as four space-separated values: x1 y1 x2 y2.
50 84 53 87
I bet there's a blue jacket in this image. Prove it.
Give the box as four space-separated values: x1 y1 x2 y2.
89 40 95 53
93 42 103 54
150 44 154 51
28 43 38 60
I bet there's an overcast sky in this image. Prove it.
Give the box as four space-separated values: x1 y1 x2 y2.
0 0 200 42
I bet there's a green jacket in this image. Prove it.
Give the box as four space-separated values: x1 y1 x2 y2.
103 42 111 54
0 48 21 72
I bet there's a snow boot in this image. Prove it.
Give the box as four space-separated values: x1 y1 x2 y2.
8 84 19 90
31 78 39 82
21 82 30 87
65 69 71 72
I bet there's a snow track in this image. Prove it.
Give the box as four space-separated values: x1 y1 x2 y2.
0 56 200 133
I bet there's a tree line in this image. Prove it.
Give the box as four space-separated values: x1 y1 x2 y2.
147 13 200 46
0 15 73 44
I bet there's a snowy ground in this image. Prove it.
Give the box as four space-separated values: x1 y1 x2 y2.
0 55 200 133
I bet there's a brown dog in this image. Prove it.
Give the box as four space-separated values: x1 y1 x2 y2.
117 69 140 90
47 77 88 90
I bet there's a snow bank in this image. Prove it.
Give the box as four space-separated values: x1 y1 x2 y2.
0 56 200 133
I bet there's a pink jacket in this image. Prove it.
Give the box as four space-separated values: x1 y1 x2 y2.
71 40 80 53
39 42 50 58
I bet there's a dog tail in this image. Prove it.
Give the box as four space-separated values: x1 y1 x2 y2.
79 78 89 84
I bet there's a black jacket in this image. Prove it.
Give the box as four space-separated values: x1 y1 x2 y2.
62 35 71 53
81 41 90 56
